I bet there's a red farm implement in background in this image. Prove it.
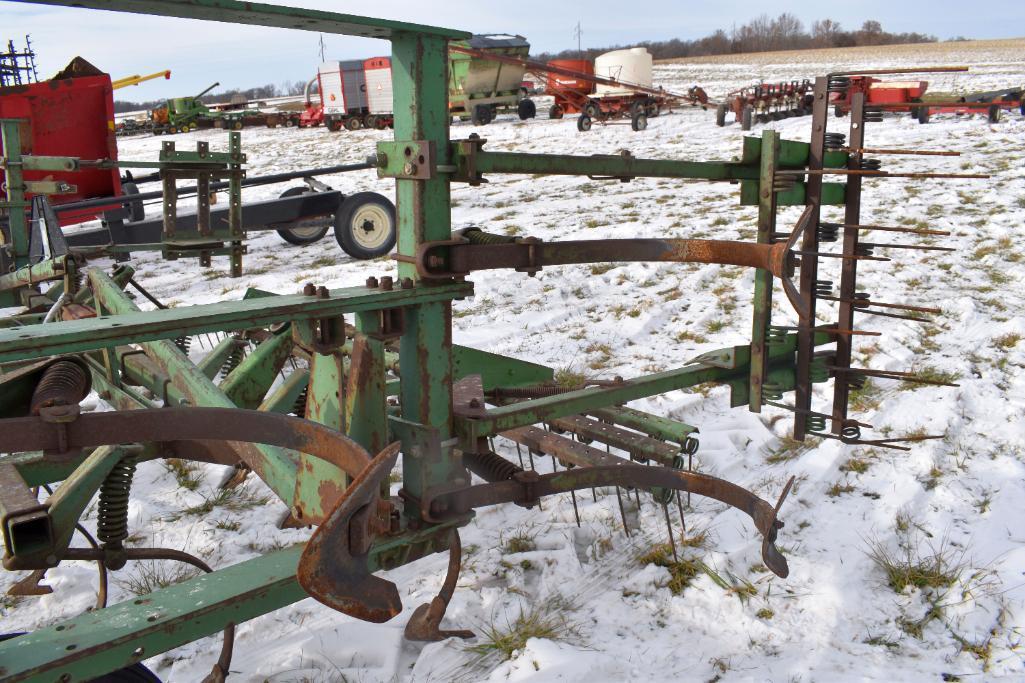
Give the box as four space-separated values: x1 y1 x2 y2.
715 80 814 130
450 45 708 132
831 74 1025 124
0 57 122 225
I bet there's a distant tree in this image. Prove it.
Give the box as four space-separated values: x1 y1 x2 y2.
811 19 842 47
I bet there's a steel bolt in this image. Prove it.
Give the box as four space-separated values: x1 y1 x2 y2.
400 277 414 290
316 286 329 299
377 152 388 167
380 276 394 291
403 162 417 176
303 283 316 296
366 276 379 289
427 255 444 268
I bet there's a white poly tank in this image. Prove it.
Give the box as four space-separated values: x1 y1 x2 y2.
594 47 652 96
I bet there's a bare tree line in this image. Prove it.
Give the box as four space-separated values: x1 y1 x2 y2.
114 79 308 114
532 15 941 63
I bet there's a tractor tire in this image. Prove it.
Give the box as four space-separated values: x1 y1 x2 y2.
583 101 600 119
284 117 295 127
275 187 331 245
988 105 1001 123
121 182 146 223
631 112 648 131
517 98 537 120
715 103 727 127
471 104 493 126
231 120 243 130
334 192 396 259
167 126 178 134
549 104 564 119
577 115 592 132
741 105 753 131
917 107 931 124
345 117 362 131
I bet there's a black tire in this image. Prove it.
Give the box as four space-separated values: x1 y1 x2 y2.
364 115 377 129
646 102 659 117
715 103 727 127
121 182 145 222
327 119 343 132
275 187 331 245
577 115 592 132
344 116 362 131
834 105 844 118
549 104 564 119
917 106 931 124
231 120 243 130
374 117 389 130
631 112 647 131
517 98 537 120
988 105 1001 123
470 104 493 126
583 101 599 119
284 117 295 127
741 105 753 131
334 192 396 259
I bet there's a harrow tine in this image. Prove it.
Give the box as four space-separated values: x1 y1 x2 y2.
860 242 955 253
839 223 950 237
819 295 942 314
843 147 960 157
776 168 989 180
615 486 631 537
829 366 960 387
663 503 679 562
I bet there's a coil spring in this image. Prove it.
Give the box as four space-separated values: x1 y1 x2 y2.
682 436 699 456
864 107 884 122
807 415 827 432
827 76 850 93
841 424 862 440
463 450 523 482
461 227 518 245
97 454 138 549
491 384 576 399
857 244 875 257
762 382 784 401
824 132 847 151
770 231 790 244
31 360 90 416
859 158 882 172
766 325 791 347
809 353 831 383
292 386 308 417
651 485 674 505
175 335 192 355
221 340 246 376
817 222 840 243
814 279 833 298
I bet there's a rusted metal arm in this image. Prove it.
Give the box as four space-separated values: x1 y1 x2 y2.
0 407 372 481
425 467 795 578
411 235 792 281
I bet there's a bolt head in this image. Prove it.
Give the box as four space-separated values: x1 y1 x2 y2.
400 277 414 289
366 276 379 289
380 276 394 291
303 283 316 296
403 162 417 176
316 286 329 298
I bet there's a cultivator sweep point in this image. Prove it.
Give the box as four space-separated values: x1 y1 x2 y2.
0 1 981 680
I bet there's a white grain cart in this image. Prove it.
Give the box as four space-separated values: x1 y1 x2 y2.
319 59 369 131
363 56 394 129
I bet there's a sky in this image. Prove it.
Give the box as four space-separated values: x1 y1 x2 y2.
2 0 1023 101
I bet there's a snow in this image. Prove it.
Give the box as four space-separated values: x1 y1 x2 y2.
3 45 1025 682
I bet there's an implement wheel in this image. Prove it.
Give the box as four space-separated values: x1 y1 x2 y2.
988 105 1001 123
631 112 648 131
275 187 331 246
334 192 396 259
577 115 592 132
715 103 727 127
741 105 753 131
517 98 537 120
345 116 362 131
549 104 564 119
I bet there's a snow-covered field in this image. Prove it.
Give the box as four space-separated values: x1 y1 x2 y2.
3 42 1025 682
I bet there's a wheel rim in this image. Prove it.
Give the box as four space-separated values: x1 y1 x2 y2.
287 225 325 239
349 204 392 250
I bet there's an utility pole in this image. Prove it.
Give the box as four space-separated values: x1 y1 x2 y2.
318 34 326 62
573 22 582 58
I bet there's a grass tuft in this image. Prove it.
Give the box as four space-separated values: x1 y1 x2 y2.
468 599 575 660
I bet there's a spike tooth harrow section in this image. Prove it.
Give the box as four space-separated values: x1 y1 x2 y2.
0 1 974 679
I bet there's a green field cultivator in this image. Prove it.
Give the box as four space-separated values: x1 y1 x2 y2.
0 2 983 680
